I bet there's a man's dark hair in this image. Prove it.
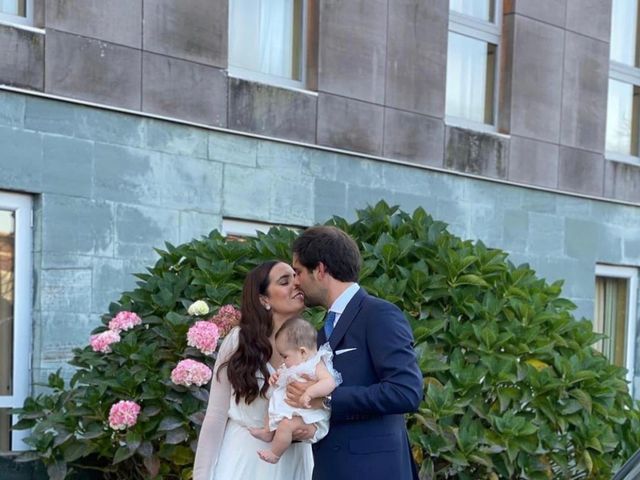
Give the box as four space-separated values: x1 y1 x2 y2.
292 226 361 282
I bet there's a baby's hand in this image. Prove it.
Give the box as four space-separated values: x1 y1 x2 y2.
300 392 312 408
268 371 280 386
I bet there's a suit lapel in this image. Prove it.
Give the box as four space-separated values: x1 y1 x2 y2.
329 287 366 350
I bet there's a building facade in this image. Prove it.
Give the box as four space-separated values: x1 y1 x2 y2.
0 0 639 452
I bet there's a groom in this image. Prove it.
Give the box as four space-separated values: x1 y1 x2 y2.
290 226 423 479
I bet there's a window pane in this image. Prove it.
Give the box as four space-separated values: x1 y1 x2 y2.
446 32 496 124
594 276 628 367
0 0 25 16
0 210 14 399
610 0 639 65
606 79 640 155
229 0 304 81
450 0 494 22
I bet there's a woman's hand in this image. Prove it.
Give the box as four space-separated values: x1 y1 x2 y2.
285 374 316 408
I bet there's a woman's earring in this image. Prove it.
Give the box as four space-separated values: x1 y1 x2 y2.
264 304 271 311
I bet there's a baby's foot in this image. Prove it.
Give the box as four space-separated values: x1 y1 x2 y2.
258 450 280 464
248 427 273 442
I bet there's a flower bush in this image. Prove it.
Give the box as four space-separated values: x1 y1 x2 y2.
13 202 640 479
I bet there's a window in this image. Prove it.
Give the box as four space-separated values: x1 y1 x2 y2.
446 0 501 128
0 192 32 452
593 265 638 395
605 0 640 164
0 0 33 26
221 218 273 239
228 0 307 89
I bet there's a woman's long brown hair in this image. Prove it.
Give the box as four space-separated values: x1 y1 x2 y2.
219 261 277 404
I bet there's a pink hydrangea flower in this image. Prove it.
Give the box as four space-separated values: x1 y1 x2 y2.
171 359 212 387
90 330 121 353
187 321 220 355
108 311 142 332
209 304 241 338
108 400 141 430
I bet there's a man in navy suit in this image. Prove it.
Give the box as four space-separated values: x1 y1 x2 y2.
290 225 423 480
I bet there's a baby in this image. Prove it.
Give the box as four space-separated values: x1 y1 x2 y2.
249 316 341 463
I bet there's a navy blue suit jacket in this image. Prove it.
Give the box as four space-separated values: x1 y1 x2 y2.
313 287 423 480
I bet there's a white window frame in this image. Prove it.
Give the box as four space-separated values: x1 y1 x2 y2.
228 0 308 90
0 0 33 26
221 218 274 238
446 1 502 132
595 264 638 393
0 192 32 451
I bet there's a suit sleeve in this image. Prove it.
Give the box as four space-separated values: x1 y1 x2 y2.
330 301 423 420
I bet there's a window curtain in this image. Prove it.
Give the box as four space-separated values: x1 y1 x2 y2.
229 0 295 79
595 277 628 367
0 0 23 16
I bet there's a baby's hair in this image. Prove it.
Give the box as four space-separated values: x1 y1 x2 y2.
275 316 317 350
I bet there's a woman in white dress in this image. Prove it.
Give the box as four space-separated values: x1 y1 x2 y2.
193 261 314 480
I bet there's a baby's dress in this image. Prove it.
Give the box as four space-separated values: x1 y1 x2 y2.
268 343 341 442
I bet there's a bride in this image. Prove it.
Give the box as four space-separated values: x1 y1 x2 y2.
193 261 313 480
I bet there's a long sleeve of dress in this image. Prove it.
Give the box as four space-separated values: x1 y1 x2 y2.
192 327 239 480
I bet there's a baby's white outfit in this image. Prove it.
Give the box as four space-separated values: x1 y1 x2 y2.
268 343 341 443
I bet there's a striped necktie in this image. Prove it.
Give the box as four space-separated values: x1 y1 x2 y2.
324 311 337 340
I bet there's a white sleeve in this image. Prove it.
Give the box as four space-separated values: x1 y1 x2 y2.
192 327 239 480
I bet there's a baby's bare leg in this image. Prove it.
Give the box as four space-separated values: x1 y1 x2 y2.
249 412 275 442
257 416 306 464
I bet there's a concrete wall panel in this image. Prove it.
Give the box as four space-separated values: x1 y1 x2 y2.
317 93 384 155
143 0 227 67
142 52 227 127
383 108 444 167
318 0 387 103
565 0 612 42
385 0 447 116
504 0 567 28
508 135 559 188
0 25 44 90
604 161 640 203
445 126 508 179
560 32 608 153
45 0 142 48
228 77 317 143
45 31 141 110
558 146 605 196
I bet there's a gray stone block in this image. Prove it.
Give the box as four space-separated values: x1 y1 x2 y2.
42 134 94 197
346 184 392 222
257 141 306 175
504 0 567 27
0 91 25 128
521 189 558 214
142 53 227 127
222 164 272 220
560 33 608 153
45 30 142 110
25 96 77 136
270 174 314 225
597 225 623 262
314 179 347 222
445 126 508 179
38 313 93 359
179 211 222 244
470 204 504 248
317 94 384 155
145 118 209 159
436 198 470 236
209 132 258 167
91 257 129 313
335 155 384 188
41 194 114 256
565 217 599 259
45 0 142 48
527 212 564 257
94 143 158 205
565 0 612 42
161 155 223 212
385 0 447 116
318 0 387 103
381 162 439 201
143 0 227 67
75 107 146 148
625 235 640 260
558 147 604 196
502 209 529 255
228 77 317 143
505 16 564 143
115 204 179 254
40 269 92 313
0 24 44 90
383 108 444 167
303 149 339 181
0 126 43 191
604 160 640 203
508 135 558 188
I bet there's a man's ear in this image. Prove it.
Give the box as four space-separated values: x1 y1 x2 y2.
315 262 326 280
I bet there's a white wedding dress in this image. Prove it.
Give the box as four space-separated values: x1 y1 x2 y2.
193 327 313 480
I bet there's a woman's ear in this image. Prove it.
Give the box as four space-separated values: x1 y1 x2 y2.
259 295 271 311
